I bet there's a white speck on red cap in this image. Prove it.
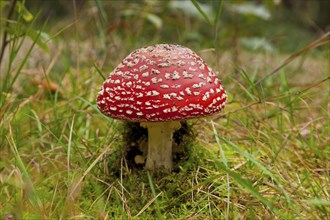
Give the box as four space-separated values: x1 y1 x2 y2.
97 44 227 122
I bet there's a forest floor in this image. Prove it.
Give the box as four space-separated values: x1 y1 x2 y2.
0 1 329 218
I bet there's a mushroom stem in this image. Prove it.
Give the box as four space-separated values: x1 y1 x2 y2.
140 121 181 171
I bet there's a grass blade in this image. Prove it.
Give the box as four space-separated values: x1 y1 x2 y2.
67 115 75 175
68 141 113 199
253 31 330 87
227 170 279 215
211 120 227 168
135 192 162 217
213 0 223 26
211 120 230 219
206 148 285 218
7 124 42 209
30 109 42 134
147 172 161 218
191 0 212 25
93 63 106 81
219 136 293 206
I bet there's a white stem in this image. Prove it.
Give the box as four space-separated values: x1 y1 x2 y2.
140 121 181 171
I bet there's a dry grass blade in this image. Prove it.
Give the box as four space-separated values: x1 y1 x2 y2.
214 76 329 121
6 123 43 210
68 142 114 199
254 31 330 86
67 115 75 174
135 192 162 217
0 96 34 128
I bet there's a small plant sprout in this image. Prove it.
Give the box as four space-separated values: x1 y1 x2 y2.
97 44 227 171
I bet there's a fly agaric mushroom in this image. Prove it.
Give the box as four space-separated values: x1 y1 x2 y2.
97 44 227 171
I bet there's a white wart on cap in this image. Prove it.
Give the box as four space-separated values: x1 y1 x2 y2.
97 44 227 122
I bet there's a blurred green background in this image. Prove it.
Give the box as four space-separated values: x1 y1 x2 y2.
23 0 329 51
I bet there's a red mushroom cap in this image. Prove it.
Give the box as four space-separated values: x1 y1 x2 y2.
97 44 227 122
